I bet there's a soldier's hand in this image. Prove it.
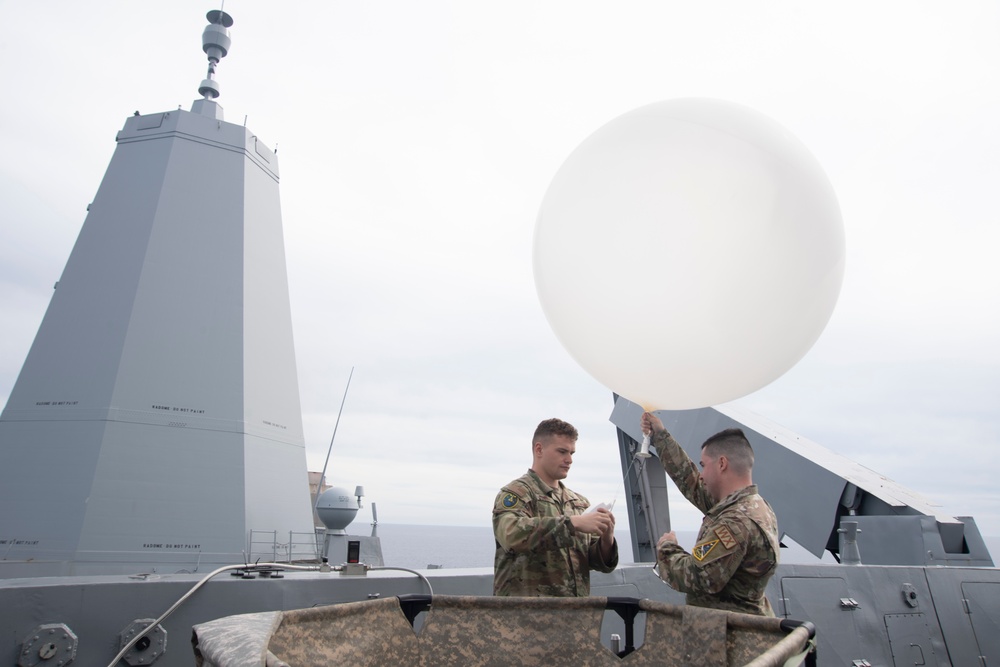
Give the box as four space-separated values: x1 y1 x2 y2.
570 511 613 535
597 508 616 546
656 531 677 550
641 412 665 436
596 507 615 533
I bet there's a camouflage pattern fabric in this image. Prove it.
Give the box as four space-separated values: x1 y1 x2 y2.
624 598 811 667
652 430 780 616
493 470 617 596
192 610 281 667
191 595 814 666
267 597 421 666
416 595 619 666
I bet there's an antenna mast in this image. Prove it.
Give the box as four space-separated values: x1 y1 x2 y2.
313 368 355 511
198 9 234 101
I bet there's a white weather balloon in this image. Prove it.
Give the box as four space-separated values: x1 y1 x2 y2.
533 98 845 410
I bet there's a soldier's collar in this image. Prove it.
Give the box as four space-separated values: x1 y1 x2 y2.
526 469 563 495
712 484 758 512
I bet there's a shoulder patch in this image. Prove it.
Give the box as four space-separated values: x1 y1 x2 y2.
501 493 519 509
692 539 719 562
714 524 737 550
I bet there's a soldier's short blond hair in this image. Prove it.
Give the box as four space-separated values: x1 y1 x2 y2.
533 418 578 445
702 428 754 475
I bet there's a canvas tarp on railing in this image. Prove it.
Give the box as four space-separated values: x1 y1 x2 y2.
192 595 815 667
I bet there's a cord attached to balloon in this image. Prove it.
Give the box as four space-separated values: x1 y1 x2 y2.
594 439 648 515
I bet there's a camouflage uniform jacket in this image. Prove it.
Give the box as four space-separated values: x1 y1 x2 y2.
492 470 618 596
653 430 780 616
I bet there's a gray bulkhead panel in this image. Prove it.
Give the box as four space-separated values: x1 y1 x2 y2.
775 565 946 667
962 582 1000 662
927 573 1000 666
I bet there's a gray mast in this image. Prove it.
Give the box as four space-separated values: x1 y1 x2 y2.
0 11 315 575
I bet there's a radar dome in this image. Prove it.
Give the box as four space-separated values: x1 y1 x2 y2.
316 487 359 533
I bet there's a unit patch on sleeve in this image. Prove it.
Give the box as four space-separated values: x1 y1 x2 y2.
714 524 737 550
501 493 520 508
692 539 719 562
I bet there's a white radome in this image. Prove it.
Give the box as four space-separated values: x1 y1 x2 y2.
316 487 360 532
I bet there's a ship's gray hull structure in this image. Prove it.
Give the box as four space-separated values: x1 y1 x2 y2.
3 559 1000 666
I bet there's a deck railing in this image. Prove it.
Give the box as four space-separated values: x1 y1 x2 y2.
247 529 322 563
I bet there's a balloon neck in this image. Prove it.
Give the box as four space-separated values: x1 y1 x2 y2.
636 432 652 459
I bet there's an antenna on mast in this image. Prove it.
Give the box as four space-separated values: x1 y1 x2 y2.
313 367 355 513
198 9 234 101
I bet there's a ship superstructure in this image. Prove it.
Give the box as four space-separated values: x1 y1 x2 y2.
0 10 315 577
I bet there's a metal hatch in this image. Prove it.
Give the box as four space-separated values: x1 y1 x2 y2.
884 613 938 666
962 582 1000 665
781 576 861 666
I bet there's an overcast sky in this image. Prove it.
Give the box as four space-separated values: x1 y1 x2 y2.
1 2 998 540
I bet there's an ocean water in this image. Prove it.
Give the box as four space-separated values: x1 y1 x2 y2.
358 524 835 570
370 523 635 570
368 524 833 570
358 523 1000 570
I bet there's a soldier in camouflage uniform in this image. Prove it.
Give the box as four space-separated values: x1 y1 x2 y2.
493 418 618 596
641 412 780 616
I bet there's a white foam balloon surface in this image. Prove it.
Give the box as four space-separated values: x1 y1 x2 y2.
533 98 845 410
